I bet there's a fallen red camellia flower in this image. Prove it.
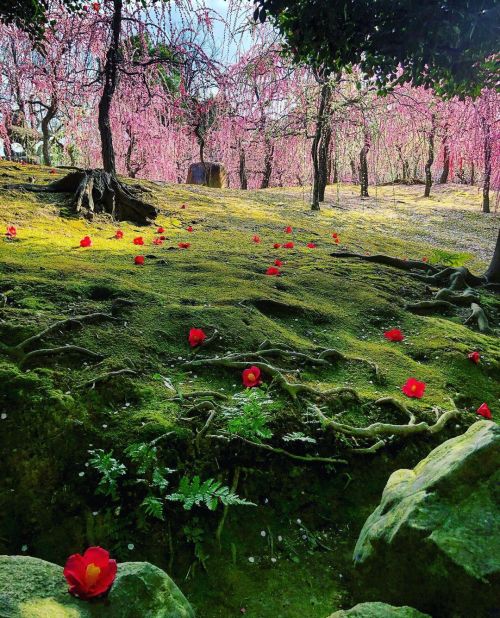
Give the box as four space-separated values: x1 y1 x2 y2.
188 327 207 347
80 236 92 248
468 351 481 364
157 227 165 234
180 204 186 209
402 378 426 399
115 230 123 239
332 233 338 239
422 256 428 262
153 238 163 245
63 546 117 600
178 242 191 249
334 238 340 244
476 403 492 419
284 226 293 234
274 259 283 267
283 242 294 249
134 255 145 265
133 236 144 245
253 235 261 243
384 328 405 342
242 366 262 388
50 169 57 174
6 225 17 237
307 242 317 249
187 226 194 232
273 243 281 249
266 266 280 276
159 235 166 241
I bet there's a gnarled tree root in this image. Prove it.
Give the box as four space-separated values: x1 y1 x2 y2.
3 169 157 224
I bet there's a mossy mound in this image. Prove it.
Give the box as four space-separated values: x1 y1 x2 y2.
0 555 194 618
327 602 431 618
353 420 500 617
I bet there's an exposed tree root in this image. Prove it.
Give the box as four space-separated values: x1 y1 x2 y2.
0 312 114 369
331 252 498 335
3 169 157 224
80 368 137 388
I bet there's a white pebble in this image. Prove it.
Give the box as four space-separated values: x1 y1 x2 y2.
260 530 266 537
1 413 7 420
248 556 255 563
127 543 135 550
21 545 28 552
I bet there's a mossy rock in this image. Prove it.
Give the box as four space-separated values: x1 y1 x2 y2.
353 420 500 617
0 556 194 618
327 602 431 617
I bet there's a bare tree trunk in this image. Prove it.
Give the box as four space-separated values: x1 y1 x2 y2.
485 229 500 283
470 161 475 186
239 144 248 190
359 129 370 198
260 139 274 189
311 81 332 210
332 158 339 183
41 97 57 167
318 124 332 202
439 127 450 184
424 113 436 197
482 119 491 214
350 159 357 182
98 0 122 174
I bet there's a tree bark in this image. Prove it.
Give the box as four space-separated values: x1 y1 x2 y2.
98 0 122 174
41 96 58 167
239 144 248 190
359 129 370 198
260 139 274 189
439 127 450 184
482 118 491 214
485 229 500 283
311 81 332 210
424 113 436 197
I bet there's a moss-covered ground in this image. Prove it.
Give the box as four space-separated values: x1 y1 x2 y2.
0 161 498 617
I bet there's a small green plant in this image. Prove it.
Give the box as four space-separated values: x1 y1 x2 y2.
183 517 209 572
166 475 255 510
282 431 317 444
222 388 278 442
88 449 126 500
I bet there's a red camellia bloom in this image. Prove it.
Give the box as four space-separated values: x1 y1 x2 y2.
6 225 17 237
334 238 340 244
181 204 186 209
266 266 280 276
178 242 191 249
384 328 405 342
188 327 207 347
153 238 163 245
134 255 145 265
50 169 57 174
133 236 144 245
284 226 293 233
468 351 481 364
307 242 317 249
242 366 262 388
159 235 166 241
80 236 92 248
157 227 165 234
273 243 281 249
422 256 428 262
63 546 117 600
275 259 283 267
476 403 492 419
283 242 294 249
402 378 426 399
115 230 123 239
187 226 194 232
253 235 261 243
332 233 338 239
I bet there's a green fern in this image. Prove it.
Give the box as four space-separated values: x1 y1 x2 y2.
166 475 255 511
141 495 164 520
88 449 126 501
282 432 317 444
125 442 158 475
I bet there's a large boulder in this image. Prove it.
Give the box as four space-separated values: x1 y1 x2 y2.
327 602 431 618
353 420 500 617
0 555 194 618
186 162 228 188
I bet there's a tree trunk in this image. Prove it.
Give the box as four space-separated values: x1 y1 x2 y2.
318 124 332 202
332 158 339 183
359 130 370 198
239 145 248 190
439 130 450 184
485 229 500 283
41 97 57 167
98 0 122 174
470 161 475 186
424 113 436 197
311 81 332 210
482 120 491 214
260 139 274 189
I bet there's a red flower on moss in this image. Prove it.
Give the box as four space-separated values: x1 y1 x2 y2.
334 238 340 244
468 351 480 364
242 366 262 388
422 256 428 262
283 242 294 249
134 255 145 265
402 378 426 399
50 169 57 174
476 403 492 419
114 230 123 239
178 242 191 249
133 236 144 245
284 226 293 234
188 328 207 347
153 238 163 245
159 235 166 241
274 259 283 267
80 236 92 248
187 226 194 232
64 546 117 600
307 242 317 249
266 266 280 276
180 204 186 209
6 225 17 237
384 328 404 342
332 233 338 239
253 235 261 243
273 243 281 249
157 227 165 234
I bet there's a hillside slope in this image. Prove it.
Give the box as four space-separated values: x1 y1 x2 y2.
0 161 498 617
